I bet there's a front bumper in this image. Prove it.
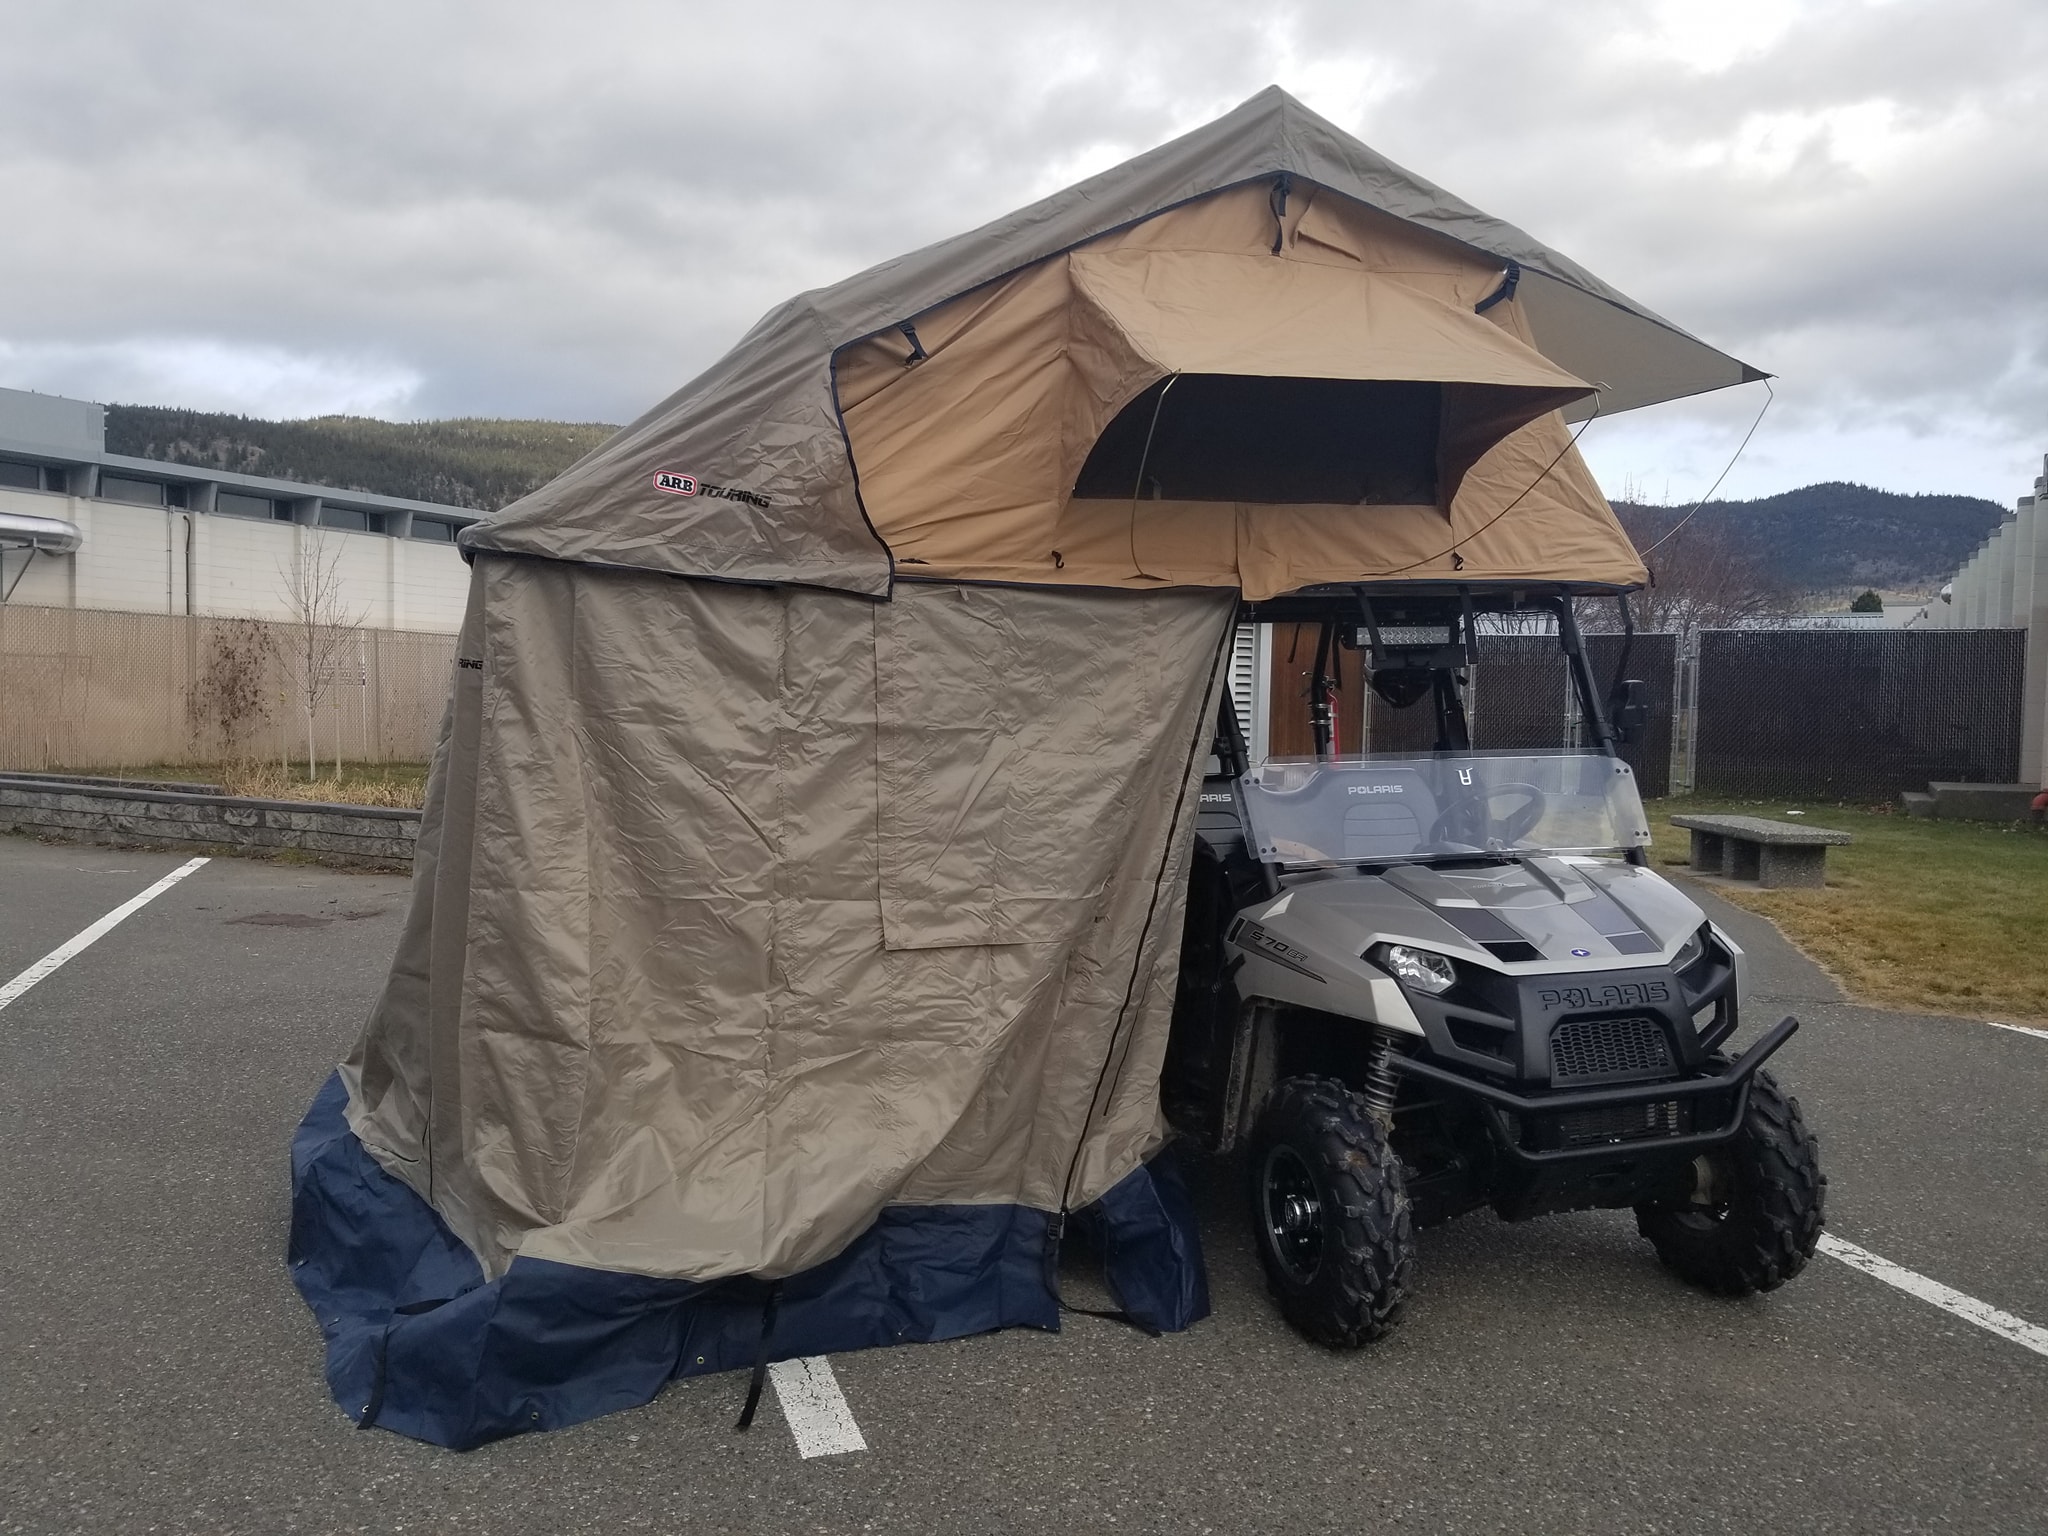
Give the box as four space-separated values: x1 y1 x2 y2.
1391 1014 1800 1167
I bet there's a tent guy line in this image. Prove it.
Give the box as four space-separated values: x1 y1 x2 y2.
1818 1236 2048 1360
0 856 209 1013
766 1356 867 1457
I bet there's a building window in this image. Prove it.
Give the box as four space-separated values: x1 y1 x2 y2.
99 474 166 506
0 459 41 491
411 517 457 542
215 491 275 521
318 506 384 534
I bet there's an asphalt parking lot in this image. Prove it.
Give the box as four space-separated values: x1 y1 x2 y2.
2 836 2045 1535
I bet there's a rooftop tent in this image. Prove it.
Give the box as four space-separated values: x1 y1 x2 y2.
289 88 1763 1451
462 87 1759 595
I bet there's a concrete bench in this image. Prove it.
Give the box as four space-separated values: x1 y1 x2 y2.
1670 814 1852 889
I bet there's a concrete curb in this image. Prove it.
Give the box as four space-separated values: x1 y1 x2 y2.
0 774 419 869
0 771 228 796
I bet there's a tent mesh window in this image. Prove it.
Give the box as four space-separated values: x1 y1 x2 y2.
1073 376 1442 505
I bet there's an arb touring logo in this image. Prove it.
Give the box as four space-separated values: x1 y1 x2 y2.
653 470 771 509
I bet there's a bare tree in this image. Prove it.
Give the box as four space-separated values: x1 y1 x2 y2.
1600 505 1795 641
277 528 365 780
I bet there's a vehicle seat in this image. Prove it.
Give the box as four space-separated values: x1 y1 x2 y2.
1249 764 1440 861
1337 770 1438 858
1196 768 1249 858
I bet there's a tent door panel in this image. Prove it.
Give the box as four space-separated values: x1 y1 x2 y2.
874 584 1234 951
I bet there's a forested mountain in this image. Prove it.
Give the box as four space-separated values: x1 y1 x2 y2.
105 406 618 511
106 407 2007 593
1613 482 2007 595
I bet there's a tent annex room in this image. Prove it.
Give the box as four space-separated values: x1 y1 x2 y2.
288 86 1758 1450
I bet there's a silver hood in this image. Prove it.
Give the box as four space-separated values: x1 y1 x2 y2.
1226 857 1720 1038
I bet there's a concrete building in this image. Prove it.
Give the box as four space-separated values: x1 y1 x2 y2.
0 386 478 633
1912 454 2048 788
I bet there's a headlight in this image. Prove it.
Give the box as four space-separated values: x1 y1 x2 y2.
1376 943 1457 995
1672 926 1707 973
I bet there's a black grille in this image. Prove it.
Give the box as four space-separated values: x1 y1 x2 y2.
1553 1099 1690 1148
1550 1016 1672 1083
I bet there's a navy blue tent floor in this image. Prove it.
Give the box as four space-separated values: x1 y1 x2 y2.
288 1073 1210 1449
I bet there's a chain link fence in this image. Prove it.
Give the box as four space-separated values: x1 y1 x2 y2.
1691 628 2027 799
0 603 455 771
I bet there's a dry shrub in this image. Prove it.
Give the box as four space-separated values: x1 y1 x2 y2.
187 619 277 758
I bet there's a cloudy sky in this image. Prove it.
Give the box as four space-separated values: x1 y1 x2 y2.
2 0 2043 503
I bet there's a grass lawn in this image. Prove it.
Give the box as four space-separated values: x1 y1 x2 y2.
1647 797 2048 1024
44 760 431 809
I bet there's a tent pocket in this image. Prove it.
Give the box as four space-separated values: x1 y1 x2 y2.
874 587 1128 949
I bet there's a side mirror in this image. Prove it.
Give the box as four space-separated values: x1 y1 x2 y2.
1607 678 1653 746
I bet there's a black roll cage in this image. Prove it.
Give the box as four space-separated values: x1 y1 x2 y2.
1222 581 1646 870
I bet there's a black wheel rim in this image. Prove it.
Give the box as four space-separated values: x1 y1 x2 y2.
1669 1152 1735 1231
1260 1143 1324 1285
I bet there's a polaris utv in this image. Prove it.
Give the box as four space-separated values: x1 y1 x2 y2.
1163 585 1826 1345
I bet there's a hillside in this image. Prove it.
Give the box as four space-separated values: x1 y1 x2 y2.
105 406 618 512
1614 482 2006 595
104 409 2007 593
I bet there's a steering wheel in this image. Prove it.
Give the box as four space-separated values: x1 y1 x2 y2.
1427 783 1548 848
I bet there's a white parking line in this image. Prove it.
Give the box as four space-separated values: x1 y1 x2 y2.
1986 1020 2048 1042
0 857 209 1013
1819 1235 2048 1360
768 1356 867 1457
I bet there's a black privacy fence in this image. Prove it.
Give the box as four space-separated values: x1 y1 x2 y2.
1692 628 2026 799
1357 625 2023 802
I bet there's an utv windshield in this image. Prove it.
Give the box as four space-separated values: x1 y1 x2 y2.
1240 752 1651 867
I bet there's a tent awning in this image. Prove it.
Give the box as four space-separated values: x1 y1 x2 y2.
1067 249 1593 392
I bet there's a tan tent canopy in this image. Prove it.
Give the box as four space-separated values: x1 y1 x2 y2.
837 181 1623 594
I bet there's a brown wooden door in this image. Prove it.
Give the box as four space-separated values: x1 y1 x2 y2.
1265 622 1364 756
